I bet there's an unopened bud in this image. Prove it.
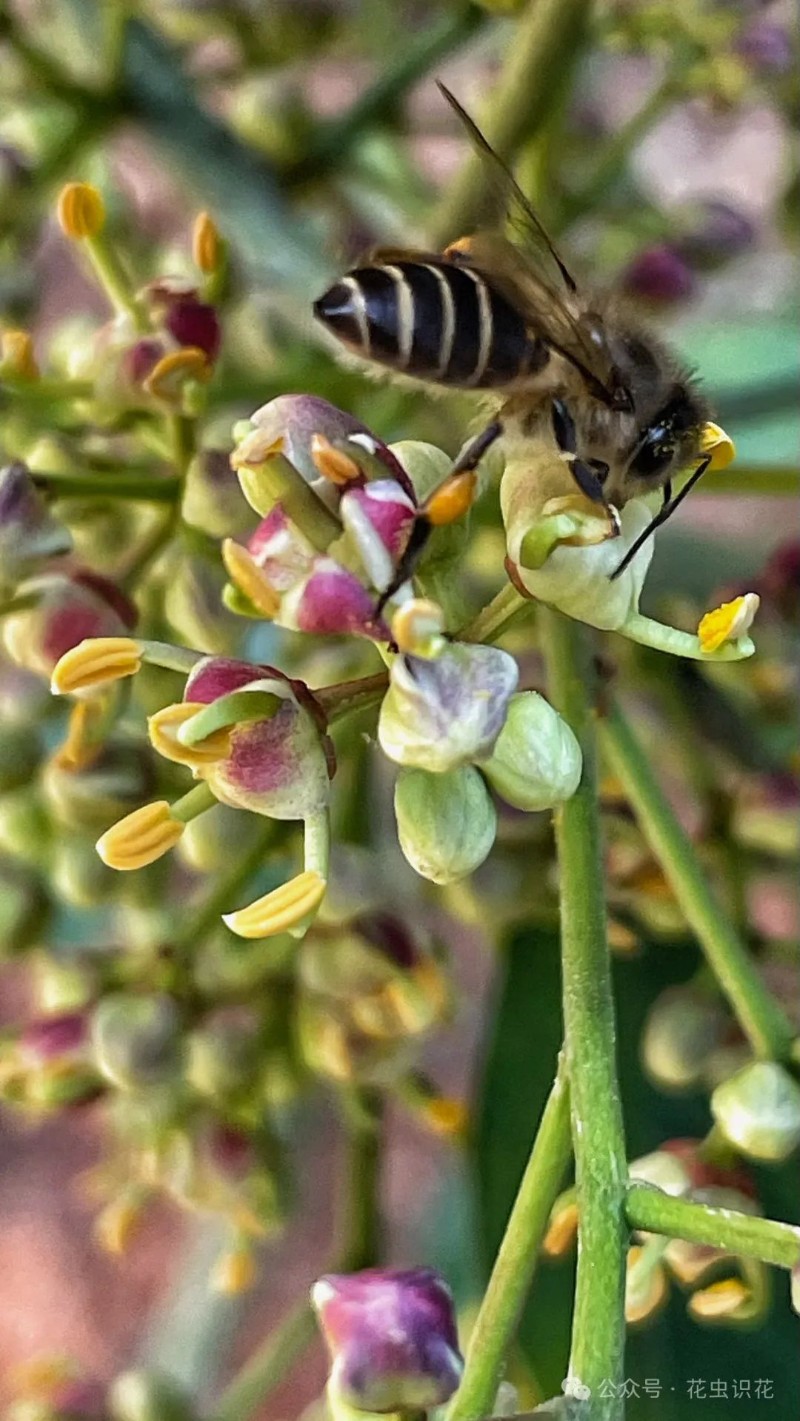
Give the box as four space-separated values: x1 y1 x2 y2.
711 1060 800 1162
394 766 497 884
91 993 183 1090
57 182 105 239
625 1245 669 1325
480 691 582 811
642 987 726 1090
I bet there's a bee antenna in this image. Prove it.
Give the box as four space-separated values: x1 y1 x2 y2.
610 454 712 581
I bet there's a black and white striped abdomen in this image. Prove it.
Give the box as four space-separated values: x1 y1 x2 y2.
313 259 548 389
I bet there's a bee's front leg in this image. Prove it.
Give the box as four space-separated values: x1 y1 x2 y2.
551 399 618 532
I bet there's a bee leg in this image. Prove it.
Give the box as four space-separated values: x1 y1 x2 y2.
551 399 614 511
374 420 503 620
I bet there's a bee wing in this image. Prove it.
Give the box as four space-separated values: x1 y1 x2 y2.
438 84 617 399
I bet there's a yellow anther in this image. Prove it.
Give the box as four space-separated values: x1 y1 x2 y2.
443 235 477 259
210 1246 257 1295
221 538 281 617
424 470 477 527
310 433 361 485
543 1200 579 1257
698 592 760 654
230 430 284 471
689 1276 752 1321
94 1195 142 1256
1 329 39 380
699 421 735 471
96 800 184 870
51 637 141 698
391 598 446 658
52 700 105 771
423 1095 468 1139
192 210 222 274
223 869 326 939
148 702 231 768
56 182 105 239
144 346 211 402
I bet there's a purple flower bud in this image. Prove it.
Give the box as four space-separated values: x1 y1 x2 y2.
121 337 165 388
736 20 793 75
622 244 695 304
0 461 72 588
312 1266 464 1412
165 297 222 362
182 656 334 818
20 1010 89 1064
2 569 136 679
676 200 756 270
379 643 519 772
241 395 411 493
283 557 388 640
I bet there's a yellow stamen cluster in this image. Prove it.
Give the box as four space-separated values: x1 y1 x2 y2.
221 538 281 617
51 637 141 697
1 329 39 380
698 592 760 654
148 702 231 769
96 801 185 870
310 433 361 485
57 182 105 239
223 869 326 939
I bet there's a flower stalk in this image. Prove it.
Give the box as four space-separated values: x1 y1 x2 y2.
541 608 627 1418
446 1054 571 1421
600 703 796 1061
626 1185 800 1271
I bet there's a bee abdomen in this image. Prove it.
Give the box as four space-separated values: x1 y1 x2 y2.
314 260 547 388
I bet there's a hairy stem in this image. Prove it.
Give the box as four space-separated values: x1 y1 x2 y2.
541 609 627 1418
601 703 795 1061
626 1185 800 1271
447 1055 571 1421
432 0 592 245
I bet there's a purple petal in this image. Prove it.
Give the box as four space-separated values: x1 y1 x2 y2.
294 560 387 639
184 656 276 704
249 395 412 492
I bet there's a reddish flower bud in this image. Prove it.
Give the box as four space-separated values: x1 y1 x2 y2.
165 297 222 362
622 245 694 304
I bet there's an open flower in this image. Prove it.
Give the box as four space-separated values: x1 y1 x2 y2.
502 424 756 661
312 1266 463 1413
379 642 518 773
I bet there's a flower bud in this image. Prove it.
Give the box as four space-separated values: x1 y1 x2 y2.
0 462 72 590
4 572 136 684
0 721 41 793
395 766 497 884
736 20 793 75
641 987 727 1090
232 395 407 494
711 1060 800 1162
57 182 105 238
90 993 183 1090
676 200 756 271
622 245 695 305
379 644 518 772
0 862 49 956
52 837 118 908
162 297 221 363
0 788 52 868
480 691 582 811
312 1267 463 1412
108 1370 194 1421
187 1008 261 1099
182 448 253 539
42 741 156 832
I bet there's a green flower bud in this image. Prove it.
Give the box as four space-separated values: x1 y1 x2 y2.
163 547 241 655
394 766 497 884
42 741 156 834
0 788 52 868
480 692 582 811
187 1008 261 1100
642 987 727 1090
0 721 41 792
108 1370 194 1421
711 1061 800 1162
0 862 49 956
91 993 184 1091
52 836 118 907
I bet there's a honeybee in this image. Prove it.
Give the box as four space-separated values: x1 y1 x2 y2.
314 84 712 600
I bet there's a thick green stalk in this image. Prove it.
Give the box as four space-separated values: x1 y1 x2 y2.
600 704 795 1061
541 609 627 1418
432 0 593 245
447 1055 572 1421
626 1185 800 1271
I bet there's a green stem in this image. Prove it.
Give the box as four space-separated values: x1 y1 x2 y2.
626 1185 800 1271
211 1094 382 1421
32 471 181 502
170 783 216 824
237 453 341 553
172 819 277 954
285 4 485 187
85 232 146 329
431 0 592 245
314 672 389 721
460 583 529 644
600 703 795 1061
541 609 627 1418
447 1055 571 1421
